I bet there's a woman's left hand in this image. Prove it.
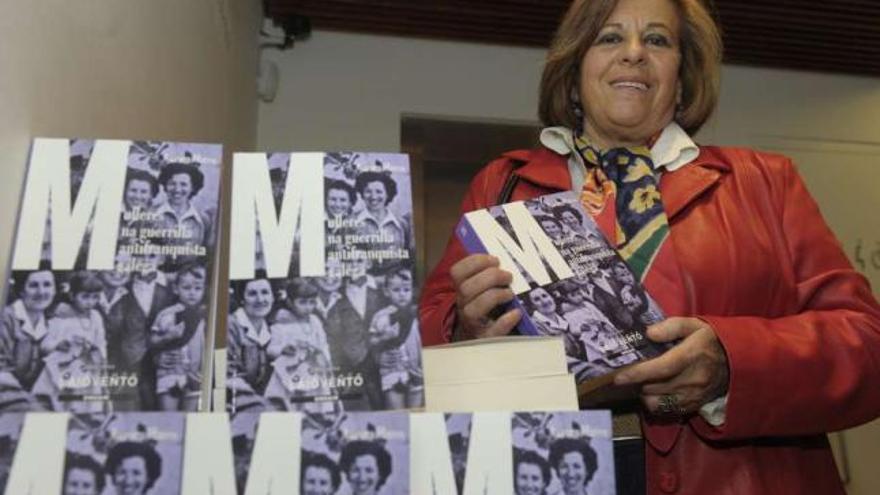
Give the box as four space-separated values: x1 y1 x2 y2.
614 317 730 416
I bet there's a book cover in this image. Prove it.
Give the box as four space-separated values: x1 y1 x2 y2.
2 138 222 413
227 151 424 413
63 412 186 495
456 191 667 384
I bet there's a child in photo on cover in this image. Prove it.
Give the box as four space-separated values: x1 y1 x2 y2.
265 279 337 412
149 261 207 411
367 266 423 409
33 271 107 412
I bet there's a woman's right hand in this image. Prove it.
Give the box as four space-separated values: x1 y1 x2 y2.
450 254 521 340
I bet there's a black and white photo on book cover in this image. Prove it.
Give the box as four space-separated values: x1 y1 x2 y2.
0 413 24 493
511 411 615 495
227 151 424 414
2 138 222 413
457 191 666 383
444 413 473 495
62 412 185 495
301 411 410 495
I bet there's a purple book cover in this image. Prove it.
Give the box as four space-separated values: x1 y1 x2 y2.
0 414 25 493
301 411 410 495
2 138 222 413
444 413 473 495
456 191 667 382
511 411 615 495
227 152 424 413
63 412 186 495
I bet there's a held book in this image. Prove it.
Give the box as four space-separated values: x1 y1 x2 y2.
2 138 222 413
455 190 668 395
226 151 424 413
0 409 615 495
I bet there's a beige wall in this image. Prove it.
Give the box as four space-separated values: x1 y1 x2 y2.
256 29 880 494
0 0 262 272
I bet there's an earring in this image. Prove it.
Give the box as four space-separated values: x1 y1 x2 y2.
571 90 585 135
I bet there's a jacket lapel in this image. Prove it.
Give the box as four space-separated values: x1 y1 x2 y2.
661 147 730 221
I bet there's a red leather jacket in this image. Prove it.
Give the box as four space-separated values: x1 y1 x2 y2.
419 146 880 494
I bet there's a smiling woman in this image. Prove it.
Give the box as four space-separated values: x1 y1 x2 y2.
419 0 880 493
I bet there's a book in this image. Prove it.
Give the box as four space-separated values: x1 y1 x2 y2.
2 138 222 412
411 410 615 495
425 374 578 412
423 336 568 385
456 191 668 394
226 151 424 413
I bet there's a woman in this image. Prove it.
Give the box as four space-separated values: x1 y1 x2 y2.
227 274 276 412
513 449 551 495
62 453 105 495
0 267 57 410
548 438 598 495
155 162 212 269
338 440 392 495
300 451 342 495
104 441 162 495
419 0 880 493
123 168 159 216
353 171 412 257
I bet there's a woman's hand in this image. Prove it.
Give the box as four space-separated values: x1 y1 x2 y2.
450 254 521 340
614 317 729 416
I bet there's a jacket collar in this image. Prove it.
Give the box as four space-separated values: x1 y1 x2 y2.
503 146 731 221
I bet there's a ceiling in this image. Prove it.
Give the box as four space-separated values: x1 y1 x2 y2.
264 0 880 77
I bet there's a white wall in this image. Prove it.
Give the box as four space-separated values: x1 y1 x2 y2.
0 0 262 271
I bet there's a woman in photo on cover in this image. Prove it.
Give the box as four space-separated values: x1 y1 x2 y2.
155 162 212 270
104 441 162 495
338 440 393 495
63 453 105 495
326 179 357 224
264 279 337 412
514 448 551 495
122 169 159 218
419 0 880 493
0 267 56 411
548 438 599 495
353 171 413 262
300 451 342 495
32 271 107 412
227 275 275 412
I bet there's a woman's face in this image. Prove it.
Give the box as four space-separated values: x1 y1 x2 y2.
326 188 353 217
578 0 682 147
302 465 335 495
125 179 153 211
64 467 99 495
515 462 546 495
21 271 56 313
560 211 582 231
165 172 193 205
243 279 274 319
362 181 388 212
540 220 563 240
529 288 556 316
613 263 636 285
347 454 379 495
113 456 148 495
558 451 588 494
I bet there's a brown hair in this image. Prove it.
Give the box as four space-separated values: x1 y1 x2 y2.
538 0 722 135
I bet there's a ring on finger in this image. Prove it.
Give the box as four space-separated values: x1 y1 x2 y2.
658 394 686 415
